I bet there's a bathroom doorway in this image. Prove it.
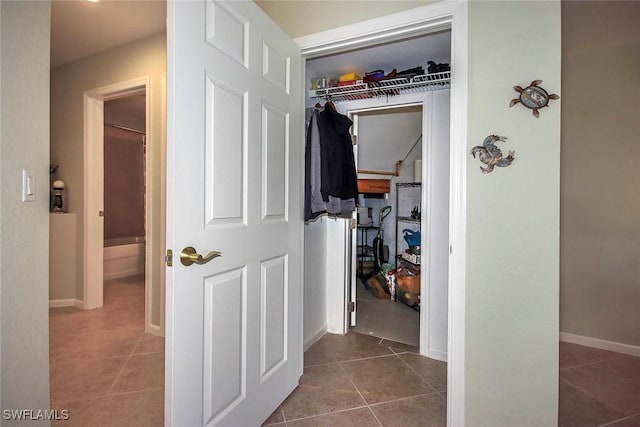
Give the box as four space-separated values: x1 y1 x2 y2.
103 94 147 285
83 77 158 335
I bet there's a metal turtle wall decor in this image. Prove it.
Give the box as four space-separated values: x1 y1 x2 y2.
509 80 559 118
471 135 515 174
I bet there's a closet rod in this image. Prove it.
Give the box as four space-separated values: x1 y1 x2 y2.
105 122 145 135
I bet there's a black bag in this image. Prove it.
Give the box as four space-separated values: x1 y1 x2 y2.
372 236 388 270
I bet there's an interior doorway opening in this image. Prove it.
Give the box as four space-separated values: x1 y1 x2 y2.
302 24 453 362
350 105 424 348
103 93 147 284
83 77 155 334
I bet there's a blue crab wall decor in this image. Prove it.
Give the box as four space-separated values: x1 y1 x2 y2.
509 79 559 118
471 135 515 174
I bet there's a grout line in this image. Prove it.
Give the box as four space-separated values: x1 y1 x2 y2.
560 355 628 371
337 360 373 420
131 350 164 356
367 391 442 408
283 404 372 423
338 353 397 364
388 347 412 356
598 413 640 427
367 406 384 427
107 332 146 396
395 351 440 393
559 378 627 416
338 361 368 402
107 386 164 398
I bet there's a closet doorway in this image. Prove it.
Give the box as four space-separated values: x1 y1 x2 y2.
303 27 452 361
350 105 424 347
346 96 450 361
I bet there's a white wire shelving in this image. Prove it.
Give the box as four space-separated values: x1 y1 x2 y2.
310 71 451 103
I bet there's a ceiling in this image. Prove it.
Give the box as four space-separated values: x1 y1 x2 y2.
357 106 423 174
49 1 447 74
50 0 166 68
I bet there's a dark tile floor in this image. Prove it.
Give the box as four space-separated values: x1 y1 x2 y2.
265 335 640 427
559 342 640 427
263 333 447 427
50 277 640 426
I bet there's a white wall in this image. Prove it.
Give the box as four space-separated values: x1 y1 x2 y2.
303 218 328 346
560 1 640 348
50 33 166 327
465 1 561 425
0 0 52 421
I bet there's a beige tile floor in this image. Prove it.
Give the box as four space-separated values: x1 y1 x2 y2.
559 342 640 427
50 275 640 426
49 274 165 426
265 336 640 427
263 333 447 427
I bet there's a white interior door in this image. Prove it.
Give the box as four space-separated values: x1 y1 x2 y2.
349 114 359 327
166 1 302 426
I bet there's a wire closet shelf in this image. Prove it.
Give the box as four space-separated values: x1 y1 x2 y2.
310 71 451 103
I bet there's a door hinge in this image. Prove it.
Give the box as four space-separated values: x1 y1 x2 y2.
352 135 357 146
349 218 357 230
165 249 173 267
349 301 356 313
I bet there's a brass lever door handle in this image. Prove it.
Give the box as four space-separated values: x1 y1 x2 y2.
180 246 222 266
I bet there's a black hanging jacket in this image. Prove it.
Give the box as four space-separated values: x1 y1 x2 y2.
317 107 358 203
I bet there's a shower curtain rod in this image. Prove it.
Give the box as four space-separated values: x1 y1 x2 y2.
105 122 146 135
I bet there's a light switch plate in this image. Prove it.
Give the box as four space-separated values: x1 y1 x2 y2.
22 169 36 202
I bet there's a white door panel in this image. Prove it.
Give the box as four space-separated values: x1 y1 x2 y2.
167 1 302 425
349 114 359 327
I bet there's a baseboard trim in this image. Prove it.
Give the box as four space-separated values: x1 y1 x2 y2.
427 348 447 362
560 332 640 358
304 326 327 351
49 299 75 308
49 298 85 309
147 322 163 337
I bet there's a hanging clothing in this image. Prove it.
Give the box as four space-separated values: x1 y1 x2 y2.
304 107 325 221
304 105 358 221
318 106 358 207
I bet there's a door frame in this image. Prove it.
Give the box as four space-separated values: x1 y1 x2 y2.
295 1 468 425
83 77 156 333
346 100 435 356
